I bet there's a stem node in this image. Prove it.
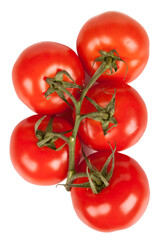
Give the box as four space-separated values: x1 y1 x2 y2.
69 136 75 142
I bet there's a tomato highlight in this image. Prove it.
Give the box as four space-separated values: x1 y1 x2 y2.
10 115 82 185
77 11 149 83
12 42 85 114
71 151 150 232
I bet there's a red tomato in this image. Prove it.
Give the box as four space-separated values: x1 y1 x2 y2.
71 151 150 232
78 82 147 151
77 11 149 83
12 42 85 114
10 115 81 185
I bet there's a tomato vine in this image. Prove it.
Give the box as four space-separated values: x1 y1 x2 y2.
10 11 150 232
36 49 125 193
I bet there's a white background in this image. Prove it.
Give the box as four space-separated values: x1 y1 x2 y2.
0 0 159 239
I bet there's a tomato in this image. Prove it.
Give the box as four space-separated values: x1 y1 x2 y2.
78 82 147 151
71 151 150 232
12 42 85 114
10 115 81 185
77 11 149 83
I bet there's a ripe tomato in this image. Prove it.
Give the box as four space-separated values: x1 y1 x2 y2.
78 82 147 151
12 42 85 114
10 115 81 185
71 151 150 232
77 11 149 83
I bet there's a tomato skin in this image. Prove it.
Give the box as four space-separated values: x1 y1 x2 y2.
12 42 85 114
71 151 150 232
78 82 147 151
77 11 149 83
10 115 81 185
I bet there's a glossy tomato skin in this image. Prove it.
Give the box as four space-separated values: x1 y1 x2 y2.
78 82 147 151
77 11 149 83
12 42 85 114
71 151 150 232
10 115 81 185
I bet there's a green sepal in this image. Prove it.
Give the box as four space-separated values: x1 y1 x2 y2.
101 120 110 135
104 90 116 116
100 143 116 177
35 115 47 139
44 70 82 107
35 130 45 140
55 70 76 84
86 167 98 194
110 116 117 124
44 142 66 151
45 116 53 133
82 149 96 173
35 116 68 151
84 90 117 135
44 85 56 100
85 95 104 111
69 143 117 194
62 82 82 89
82 149 109 193
92 49 128 79
56 88 74 111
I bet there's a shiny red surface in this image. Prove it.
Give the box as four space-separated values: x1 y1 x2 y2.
12 42 85 114
10 115 82 185
77 11 149 83
78 82 147 151
71 151 150 232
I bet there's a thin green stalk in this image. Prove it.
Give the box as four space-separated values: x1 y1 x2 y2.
66 60 113 187
79 60 112 104
69 172 88 181
52 132 70 144
80 112 109 121
67 113 81 173
53 82 78 110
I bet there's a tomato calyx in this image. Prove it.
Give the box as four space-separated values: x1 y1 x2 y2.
81 90 117 135
44 70 82 110
60 144 116 194
92 49 127 78
41 50 122 194
35 115 70 150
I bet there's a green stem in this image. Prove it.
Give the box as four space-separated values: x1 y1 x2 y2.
79 60 112 104
67 112 81 173
37 132 69 148
80 112 109 121
66 60 112 187
69 172 88 181
68 172 102 185
52 133 70 144
54 82 78 109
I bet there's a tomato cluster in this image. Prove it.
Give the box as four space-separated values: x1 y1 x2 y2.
10 11 150 232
